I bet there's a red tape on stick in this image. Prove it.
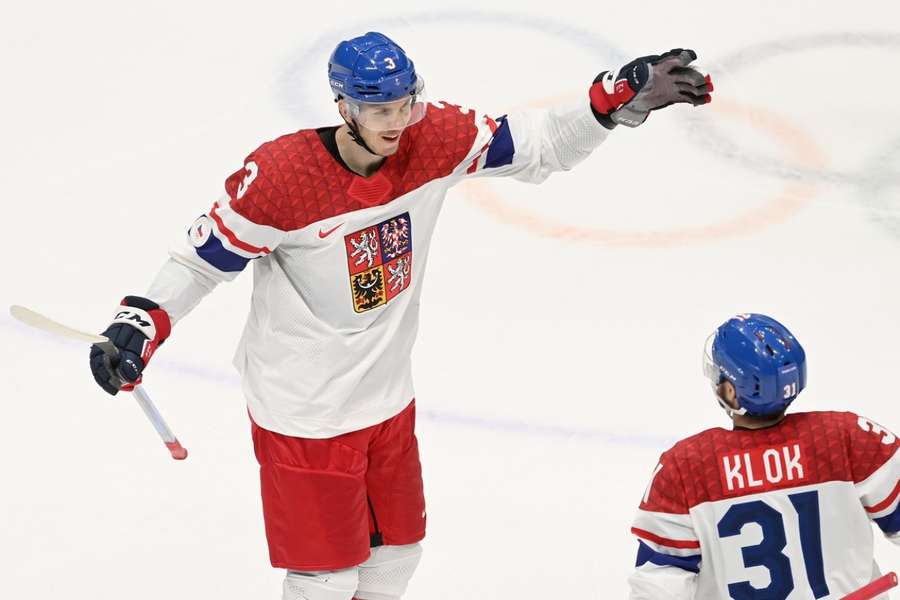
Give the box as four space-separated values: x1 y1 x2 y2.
842 572 898 600
165 439 188 461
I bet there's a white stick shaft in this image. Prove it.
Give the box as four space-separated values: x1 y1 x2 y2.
133 384 176 443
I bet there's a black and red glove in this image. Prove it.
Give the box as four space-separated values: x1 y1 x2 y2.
589 48 713 129
89 296 171 395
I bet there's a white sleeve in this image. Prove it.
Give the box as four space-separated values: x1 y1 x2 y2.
145 190 286 323
629 511 701 600
857 451 900 543
850 415 900 541
145 257 219 324
457 97 610 184
628 562 698 600
628 457 701 600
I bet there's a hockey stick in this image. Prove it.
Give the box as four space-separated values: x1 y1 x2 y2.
9 305 188 460
842 572 898 600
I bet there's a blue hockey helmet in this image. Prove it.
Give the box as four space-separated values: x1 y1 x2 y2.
703 314 807 417
328 32 427 131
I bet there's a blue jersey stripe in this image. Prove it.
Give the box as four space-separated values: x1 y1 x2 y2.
874 503 900 534
484 116 515 169
194 230 251 272
636 541 701 573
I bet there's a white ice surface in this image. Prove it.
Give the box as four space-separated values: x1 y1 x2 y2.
3 1 900 598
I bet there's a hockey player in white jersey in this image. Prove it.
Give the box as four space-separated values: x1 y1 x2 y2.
629 314 900 599
87 32 713 599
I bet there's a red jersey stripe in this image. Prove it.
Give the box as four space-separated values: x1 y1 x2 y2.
866 479 900 514
631 526 700 550
210 202 272 255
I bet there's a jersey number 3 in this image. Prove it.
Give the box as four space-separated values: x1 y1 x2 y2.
236 161 259 200
717 490 829 600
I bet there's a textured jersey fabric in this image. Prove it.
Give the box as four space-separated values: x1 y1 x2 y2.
146 98 609 438
628 411 900 600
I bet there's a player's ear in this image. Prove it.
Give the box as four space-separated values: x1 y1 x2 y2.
337 99 351 123
718 381 738 410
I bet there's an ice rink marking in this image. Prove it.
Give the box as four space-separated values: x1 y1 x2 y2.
3 316 673 450
693 30 900 186
462 98 826 246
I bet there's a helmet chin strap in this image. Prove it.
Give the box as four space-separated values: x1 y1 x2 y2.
716 394 748 418
342 116 381 157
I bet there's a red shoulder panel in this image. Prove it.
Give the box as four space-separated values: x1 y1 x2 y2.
641 452 691 515
226 130 355 231
846 412 900 483
388 101 479 191
658 412 861 508
224 104 478 232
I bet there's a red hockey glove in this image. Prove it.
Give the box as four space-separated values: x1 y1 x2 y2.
89 296 171 395
589 48 713 128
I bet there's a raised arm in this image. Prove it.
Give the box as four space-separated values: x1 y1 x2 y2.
453 48 712 184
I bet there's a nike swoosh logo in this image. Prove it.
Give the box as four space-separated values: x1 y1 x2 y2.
318 224 343 239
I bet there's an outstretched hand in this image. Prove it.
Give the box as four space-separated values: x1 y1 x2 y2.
589 48 713 128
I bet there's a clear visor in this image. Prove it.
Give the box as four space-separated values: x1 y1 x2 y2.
702 333 720 389
345 78 427 132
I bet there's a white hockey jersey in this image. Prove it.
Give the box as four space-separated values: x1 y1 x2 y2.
629 411 900 600
146 99 609 438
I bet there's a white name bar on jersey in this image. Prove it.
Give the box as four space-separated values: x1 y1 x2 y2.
719 442 807 494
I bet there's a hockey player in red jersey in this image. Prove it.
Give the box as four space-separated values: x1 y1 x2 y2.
629 314 900 599
87 32 713 599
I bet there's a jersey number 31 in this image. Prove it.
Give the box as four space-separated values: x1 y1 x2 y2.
718 490 829 600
